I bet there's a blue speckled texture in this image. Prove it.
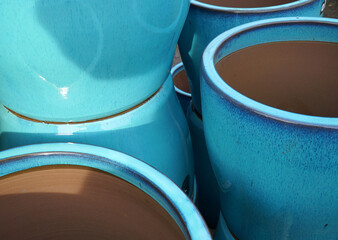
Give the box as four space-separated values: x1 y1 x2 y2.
179 0 325 114
186 101 220 228
0 75 195 196
201 18 338 239
0 143 212 240
0 0 190 121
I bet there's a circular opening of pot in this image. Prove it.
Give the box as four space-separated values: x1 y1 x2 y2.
0 165 186 240
195 0 298 8
215 40 338 117
173 65 191 94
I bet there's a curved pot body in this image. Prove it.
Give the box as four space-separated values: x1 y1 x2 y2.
0 75 195 198
179 0 326 114
186 101 220 228
0 0 190 122
201 17 338 240
171 63 192 114
0 143 211 240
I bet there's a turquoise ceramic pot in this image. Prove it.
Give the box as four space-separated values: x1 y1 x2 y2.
201 17 338 240
186 101 220 228
0 75 196 198
0 0 190 122
0 143 211 240
171 63 192 114
179 0 326 114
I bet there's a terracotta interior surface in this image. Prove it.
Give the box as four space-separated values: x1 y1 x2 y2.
196 0 297 8
173 68 191 93
0 165 185 240
216 41 338 117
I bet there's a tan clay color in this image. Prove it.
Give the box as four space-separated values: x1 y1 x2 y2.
216 41 338 117
0 166 185 240
174 68 191 93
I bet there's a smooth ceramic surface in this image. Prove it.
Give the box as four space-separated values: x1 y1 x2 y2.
0 75 195 198
214 213 236 240
186 101 220 228
179 0 326 114
0 143 212 240
0 0 190 122
201 17 338 239
171 63 192 114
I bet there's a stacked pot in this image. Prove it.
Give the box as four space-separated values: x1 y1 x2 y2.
0 0 198 198
176 0 337 239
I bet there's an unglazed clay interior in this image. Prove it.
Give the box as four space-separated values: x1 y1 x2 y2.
196 0 297 8
0 165 185 240
216 41 338 117
174 68 191 93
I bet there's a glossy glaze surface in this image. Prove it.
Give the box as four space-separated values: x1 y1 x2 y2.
186 101 220 228
0 75 195 196
0 0 190 121
201 18 338 240
179 0 325 114
171 63 192 114
0 143 212 240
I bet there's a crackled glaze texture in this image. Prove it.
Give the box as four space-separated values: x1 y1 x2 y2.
0 0 190 121
0 76 195 197
201 18 338 240
0 144 212 240
186 101 220 228
179 0 326 114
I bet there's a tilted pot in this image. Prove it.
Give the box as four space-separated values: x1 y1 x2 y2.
0 0 190 122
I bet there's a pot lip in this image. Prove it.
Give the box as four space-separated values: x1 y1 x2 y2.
171 62 192 98
202 17 338 129
191 0 316 13
0 143 212 240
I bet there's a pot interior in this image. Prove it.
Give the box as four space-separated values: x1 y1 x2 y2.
197 0 297 8
0 165 185 240
174 67 191 94
216 41 338 117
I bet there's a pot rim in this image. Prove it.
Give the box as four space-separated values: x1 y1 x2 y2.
191 0 316 13
202 17 338 129
0 143 211 240
171 62 192 97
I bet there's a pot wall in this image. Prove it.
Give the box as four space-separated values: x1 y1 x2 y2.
201 17 338 239
0 0 190 121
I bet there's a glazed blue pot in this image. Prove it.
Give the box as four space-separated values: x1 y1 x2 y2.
201 17 338 240
0 0 190 122
0 75 196 199
0 143 211 240
179 0 327 114
186 101 220 228
171 63 192 114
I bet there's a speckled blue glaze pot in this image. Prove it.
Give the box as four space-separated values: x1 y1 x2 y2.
186 101 220 228
179 0 327 114
201 17 338 240
0 75 196 199
171 63 192 114
0 0 190 122
0 143 211 240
